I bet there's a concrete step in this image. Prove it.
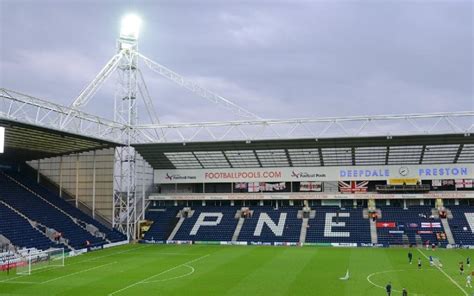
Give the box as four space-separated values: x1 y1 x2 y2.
232 217 245 242
167 216 185 241
369 219 378 244
415 234 422 247
446 209 453 219
431 208 440 219
440 218 456 245
300 218 309 244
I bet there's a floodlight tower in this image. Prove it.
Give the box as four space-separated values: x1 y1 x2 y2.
112 14 141 240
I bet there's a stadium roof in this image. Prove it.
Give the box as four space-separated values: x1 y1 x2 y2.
0 119 118 162
134 133 474 169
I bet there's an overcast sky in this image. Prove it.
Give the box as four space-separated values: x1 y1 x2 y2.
0 0 473 124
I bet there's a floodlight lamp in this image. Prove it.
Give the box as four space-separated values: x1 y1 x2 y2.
120 14 141 40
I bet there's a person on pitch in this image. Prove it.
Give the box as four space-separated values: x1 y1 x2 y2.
386 281 392 296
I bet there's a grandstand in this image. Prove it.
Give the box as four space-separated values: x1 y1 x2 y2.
0 11 473 296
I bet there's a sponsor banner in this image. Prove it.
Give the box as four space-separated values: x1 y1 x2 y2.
249 242 273 246
242 182 287 192
155 164 473 184
220 241 248 246
103 240 129 249
149 191 474 201
421 222 441 228
388 178 419 185
194 241 220 245
418 230 433 234
140 240 165 244
166 240 193 245
69 248 88 257
303 243 332 247
376 222 396 228
300 181 322 192
408 223 419 228
445 244 474 249
389 230 404 234
331 243 357 248
89 245 103 251
360 243 384 247
432 179 455 188
273 242 300 246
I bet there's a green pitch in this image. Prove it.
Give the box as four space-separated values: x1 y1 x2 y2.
0 244 472 296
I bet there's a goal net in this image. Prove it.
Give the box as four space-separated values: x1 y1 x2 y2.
16 248 65 275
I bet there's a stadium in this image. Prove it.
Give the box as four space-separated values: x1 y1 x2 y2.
1 3 473 296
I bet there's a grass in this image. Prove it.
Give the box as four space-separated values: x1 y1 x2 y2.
0 244 473 296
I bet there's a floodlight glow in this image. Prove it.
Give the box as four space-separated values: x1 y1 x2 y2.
120 14 141 40
0 127 4 154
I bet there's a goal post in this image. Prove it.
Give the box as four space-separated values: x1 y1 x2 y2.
16 248 65 275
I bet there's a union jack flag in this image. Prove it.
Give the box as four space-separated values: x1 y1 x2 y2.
338 181 368 193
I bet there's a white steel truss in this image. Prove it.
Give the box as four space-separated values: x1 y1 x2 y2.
138 53 262 120
133 111 474 143
0 88 124 143
111 42 140 241
3 87 472 145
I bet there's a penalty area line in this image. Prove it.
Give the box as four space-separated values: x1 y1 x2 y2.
108 254 210 296
68 245 151 265
143 264 195 283
416 248 468 296
40 261 117 284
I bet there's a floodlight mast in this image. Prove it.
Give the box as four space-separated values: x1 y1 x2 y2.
112 14 141 241
68 14 265 240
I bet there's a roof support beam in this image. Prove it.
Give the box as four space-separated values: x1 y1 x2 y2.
454 144 464 163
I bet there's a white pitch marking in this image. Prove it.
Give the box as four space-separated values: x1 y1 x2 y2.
0 264 61 283
0 246 196 286
69 245 151 265
41 261 117 284
366 269 429 296
151 252 203 256
143 264 195 283
417 248 469 296
0 281 38 284
0 246 136 284
108 254 210 296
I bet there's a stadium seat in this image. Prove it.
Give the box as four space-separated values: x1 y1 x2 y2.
0 171 122 250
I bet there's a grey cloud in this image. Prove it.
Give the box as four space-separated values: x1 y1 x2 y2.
0 0 472 124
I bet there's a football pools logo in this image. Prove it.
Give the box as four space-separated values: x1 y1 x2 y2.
291 171 326 179
165 173 196 181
